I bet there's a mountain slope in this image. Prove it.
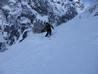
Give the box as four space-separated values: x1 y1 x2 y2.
0 8 98 74
0 0 84 50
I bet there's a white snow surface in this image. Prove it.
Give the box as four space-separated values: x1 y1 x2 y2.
0 12 98 74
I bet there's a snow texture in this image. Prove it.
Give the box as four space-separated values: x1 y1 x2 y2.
0 7 98 74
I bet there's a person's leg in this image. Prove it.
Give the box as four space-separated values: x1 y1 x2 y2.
46 31 51 37
45 32 48 37
48 30 52 36
45 29 52 37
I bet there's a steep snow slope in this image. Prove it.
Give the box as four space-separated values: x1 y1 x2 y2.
0 12 98 74
0 0 83 49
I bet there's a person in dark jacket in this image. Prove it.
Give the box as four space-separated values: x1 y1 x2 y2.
44 22 54 37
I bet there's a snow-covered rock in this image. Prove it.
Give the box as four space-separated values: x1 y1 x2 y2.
0 0 84 51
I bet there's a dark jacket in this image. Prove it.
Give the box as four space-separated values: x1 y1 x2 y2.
45 23 54 31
